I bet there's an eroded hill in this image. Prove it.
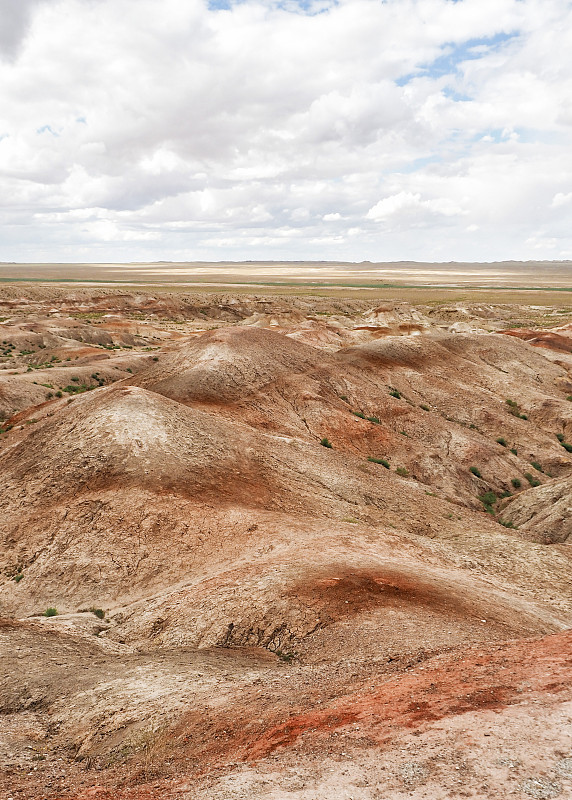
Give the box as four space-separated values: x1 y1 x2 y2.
1 287 571 800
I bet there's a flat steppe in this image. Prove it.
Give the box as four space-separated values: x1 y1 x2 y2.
1 275 571 799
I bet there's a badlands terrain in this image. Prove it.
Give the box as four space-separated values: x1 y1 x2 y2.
1 283 572 799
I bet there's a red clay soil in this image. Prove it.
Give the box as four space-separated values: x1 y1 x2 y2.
59 630 572 800
241 629 572 761
176 629 572 767
502 328 572 353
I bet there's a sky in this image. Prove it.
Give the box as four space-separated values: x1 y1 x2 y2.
0 0 571 264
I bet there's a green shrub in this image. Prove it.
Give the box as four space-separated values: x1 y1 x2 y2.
506 398 527 420
368 457 390 468
275 649 296 663
556 433 565 442
562 442 572 452
531 461 543 473
567 396 572 401
90 608 105 619
479 490 497 507
469 466 482 478
510 448 518 455
420 404 430 411
367 416 380 424
389 388 401 399
320 437 333 448
499 519 515 528
339 395 349 403
524 472 540 487
511 478 521 489
12 573 23 583
498 490 512 499
352 411 366 419
55 391 63 398
44 607 58 617
496 437 507 447
396 466 409 477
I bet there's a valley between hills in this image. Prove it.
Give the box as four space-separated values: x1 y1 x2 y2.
1 284 572 799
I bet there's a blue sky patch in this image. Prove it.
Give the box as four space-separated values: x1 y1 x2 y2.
423 32 517 79
37 124 58 137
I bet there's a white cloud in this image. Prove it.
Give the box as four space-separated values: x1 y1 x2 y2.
552 192 572 208
0 0 571 262
367 191 465 222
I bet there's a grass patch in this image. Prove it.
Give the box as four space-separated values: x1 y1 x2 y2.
396 466 409 477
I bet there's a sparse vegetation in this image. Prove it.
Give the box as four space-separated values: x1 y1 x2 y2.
524 472 541 487
396 466 409 477
12 572 23 583
320 437 333 448
496 437 507 447
510 447 518 455
368 457 390 468
479 491 497 514
531 461 543 473
420 404 430 411
511 478 521 488
469 466 482 478
352 411 366 419
505 398 528 420
275 649 296 663
44 607 58 617
367 415 380 424
389 388 401 399
90 608 105 619
499 519 516 528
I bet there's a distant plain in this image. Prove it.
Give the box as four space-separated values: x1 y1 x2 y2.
2 260 572 304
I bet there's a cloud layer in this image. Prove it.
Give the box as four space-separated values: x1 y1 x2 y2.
1 0 571 263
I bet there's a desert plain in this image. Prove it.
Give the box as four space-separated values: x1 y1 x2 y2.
1 261 572 799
